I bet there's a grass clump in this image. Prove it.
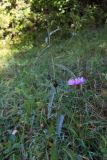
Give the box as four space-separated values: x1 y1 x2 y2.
0 28 107 160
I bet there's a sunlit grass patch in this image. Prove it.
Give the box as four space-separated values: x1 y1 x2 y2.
0 49 13 71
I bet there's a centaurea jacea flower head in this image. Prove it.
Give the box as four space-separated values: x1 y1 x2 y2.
67 77 86 86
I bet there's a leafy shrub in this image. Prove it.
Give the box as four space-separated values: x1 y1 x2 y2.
0 0 106 44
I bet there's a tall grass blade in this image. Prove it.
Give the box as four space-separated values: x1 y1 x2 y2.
56 114 64 137
55 64 76 77
48 86 56 119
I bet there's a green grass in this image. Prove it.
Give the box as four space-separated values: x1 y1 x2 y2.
0 28 107 160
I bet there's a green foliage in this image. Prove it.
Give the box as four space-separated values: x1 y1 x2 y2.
0 28 107 159
0 0 106 44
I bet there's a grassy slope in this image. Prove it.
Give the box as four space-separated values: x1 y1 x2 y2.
0 28 107 160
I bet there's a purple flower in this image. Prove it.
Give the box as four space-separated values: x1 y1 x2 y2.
67 77 86 86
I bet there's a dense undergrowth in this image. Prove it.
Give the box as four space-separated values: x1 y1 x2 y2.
0 28 107 160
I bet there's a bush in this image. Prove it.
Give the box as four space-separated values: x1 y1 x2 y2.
0 0 106 43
